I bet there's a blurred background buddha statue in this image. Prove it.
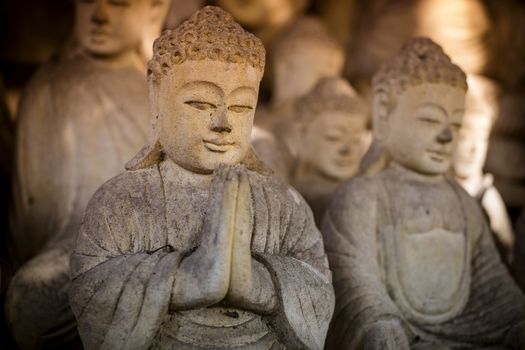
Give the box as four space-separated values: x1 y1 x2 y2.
284 77 368 223
5 0 170 348
452 74 514 262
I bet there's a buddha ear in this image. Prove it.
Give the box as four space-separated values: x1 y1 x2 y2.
372 90 390 142
148 74 160 119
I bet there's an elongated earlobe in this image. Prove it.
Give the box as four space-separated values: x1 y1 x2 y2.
372 90 390 142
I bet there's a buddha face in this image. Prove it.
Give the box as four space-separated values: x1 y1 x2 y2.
75 0 153 57
301 111 367 181
383 83 465 175
453 112 491 179
154 59 261 174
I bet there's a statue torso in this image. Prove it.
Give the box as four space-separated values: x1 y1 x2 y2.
377 165 471 324
15 53 149 253
141 161 293 348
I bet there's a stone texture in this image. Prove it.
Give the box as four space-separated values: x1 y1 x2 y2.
69 7 334 349
6 0 170 348
323 38 525 350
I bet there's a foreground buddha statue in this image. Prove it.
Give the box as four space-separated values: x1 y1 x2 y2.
69 7 334 349
323 38 525 350
285 77 368 224
6 0 169 348
452 75 514 261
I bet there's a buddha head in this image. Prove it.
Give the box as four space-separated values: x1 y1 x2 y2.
74 0 170 60
453 75 498 181
371 37 467 176
271 16 344 105
290 77 368 181
127 6 266 174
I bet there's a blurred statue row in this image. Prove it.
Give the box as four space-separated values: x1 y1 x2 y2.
2 1 525 349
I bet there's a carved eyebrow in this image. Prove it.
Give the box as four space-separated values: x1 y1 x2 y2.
181 81 223 96
415 103 448 116
229 86 257 96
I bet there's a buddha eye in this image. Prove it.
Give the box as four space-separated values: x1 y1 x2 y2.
108 0 131 6
451 122 462 130
324 135 341 142
185 101 216 111
228 105 253 113
417 116 441 124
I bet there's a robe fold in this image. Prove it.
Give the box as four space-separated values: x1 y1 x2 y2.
322 165 525 350
70 159 334 350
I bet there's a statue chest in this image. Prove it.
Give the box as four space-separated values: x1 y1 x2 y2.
379 179 471 324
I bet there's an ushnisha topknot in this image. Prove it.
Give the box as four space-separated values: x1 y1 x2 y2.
148 6 266 82
295 77 367 124
372 37 468 98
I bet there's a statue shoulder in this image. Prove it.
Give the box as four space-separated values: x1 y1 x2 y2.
332 175 383 207
86 166 160 214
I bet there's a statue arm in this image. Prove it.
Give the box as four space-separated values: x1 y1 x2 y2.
12 72 77 262
252 186 335 350
466 215 525 348
321 179 410 350
481 186 514 258
69 177 183 350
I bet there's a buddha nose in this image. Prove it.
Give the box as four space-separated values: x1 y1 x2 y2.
92 0 109 25
437 125 453 144
339 144 350 156
211 108 232 133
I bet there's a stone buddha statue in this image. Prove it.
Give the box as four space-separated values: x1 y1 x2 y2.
69 6 334 349
6 0 169 348
322 38 525 350
285 76 368 224
216 0 308 44
452 74 514 262
256 16 345 131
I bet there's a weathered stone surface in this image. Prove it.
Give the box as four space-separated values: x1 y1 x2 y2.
69 7 334 349
323 37 525 350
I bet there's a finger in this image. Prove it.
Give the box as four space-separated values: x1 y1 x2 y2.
234 169 253 248
230 169 253 297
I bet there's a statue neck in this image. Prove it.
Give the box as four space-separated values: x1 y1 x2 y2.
387 162 446 184
159 158 214 189
84 48 146 72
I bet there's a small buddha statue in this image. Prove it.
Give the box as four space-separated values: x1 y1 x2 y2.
285 76 368 224
216 0 308 44
452 74 514 261
323 38 525 350
69 7 334 349
256 16 345 130
6 0 170 348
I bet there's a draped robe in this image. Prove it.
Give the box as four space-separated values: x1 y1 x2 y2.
11 53 149 262
70 159 334 350
323 164 525 350
6 52 149 349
